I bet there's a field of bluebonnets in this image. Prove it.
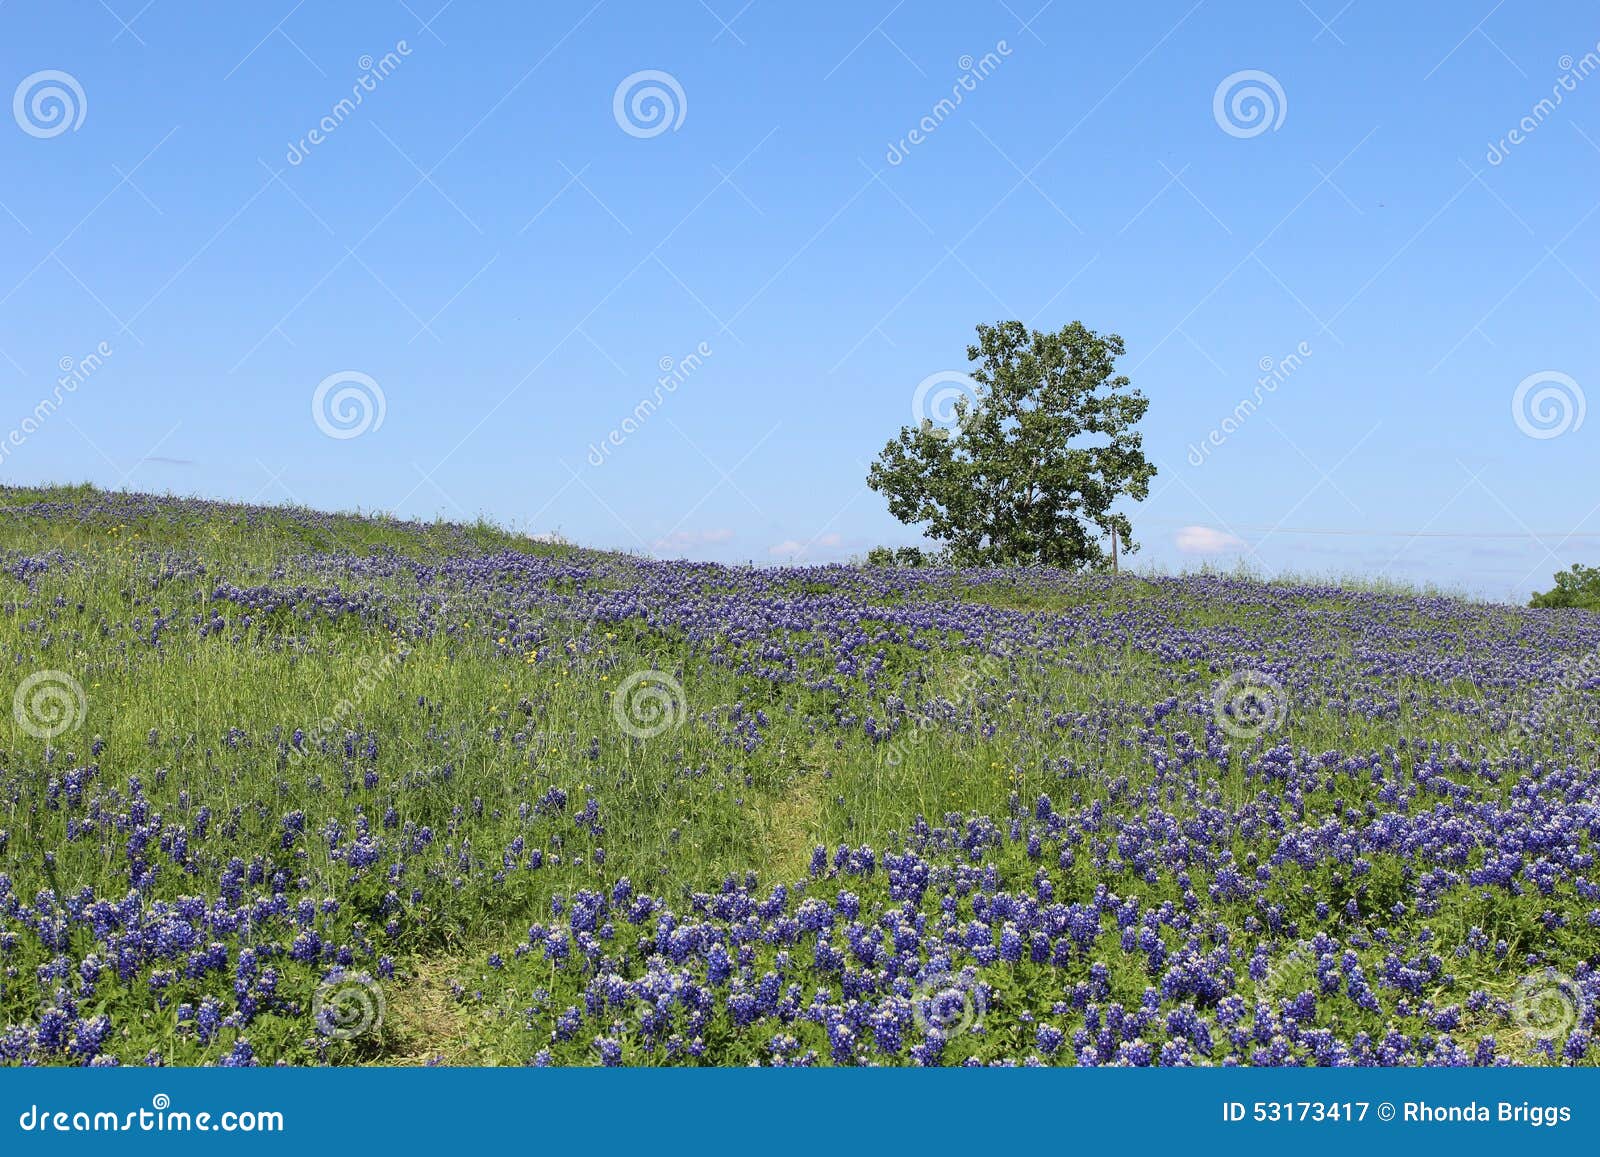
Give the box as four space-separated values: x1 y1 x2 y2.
2 482 1598 1067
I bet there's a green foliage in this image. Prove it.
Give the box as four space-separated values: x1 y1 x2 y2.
3 486 1594 1066
862 545 934 568
867 321 1156 569
1530 563 1600 610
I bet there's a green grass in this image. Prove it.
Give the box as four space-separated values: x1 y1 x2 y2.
0 484 1594 1067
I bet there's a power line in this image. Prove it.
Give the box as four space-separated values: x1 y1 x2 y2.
1156 520 1600 540
1230 526 1600 539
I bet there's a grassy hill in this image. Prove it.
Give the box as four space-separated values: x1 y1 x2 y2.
1 485 1597 1066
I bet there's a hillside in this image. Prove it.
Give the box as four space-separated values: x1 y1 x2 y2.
1 485 1597 1066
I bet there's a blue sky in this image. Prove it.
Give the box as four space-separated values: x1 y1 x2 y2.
2 1 1597 599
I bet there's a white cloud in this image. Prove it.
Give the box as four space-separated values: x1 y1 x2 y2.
1175 525 1246 554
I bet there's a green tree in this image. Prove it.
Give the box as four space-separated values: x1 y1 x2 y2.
867 320 1156 569
1530 563 1600 610
863 545 933 568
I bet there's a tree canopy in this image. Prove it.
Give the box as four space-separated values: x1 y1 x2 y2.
1530 563 1600 610
867 320 1155 569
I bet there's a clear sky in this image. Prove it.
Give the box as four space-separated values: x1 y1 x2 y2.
2 1 1597 599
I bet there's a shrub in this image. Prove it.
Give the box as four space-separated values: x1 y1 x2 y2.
1530 564 1600 610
